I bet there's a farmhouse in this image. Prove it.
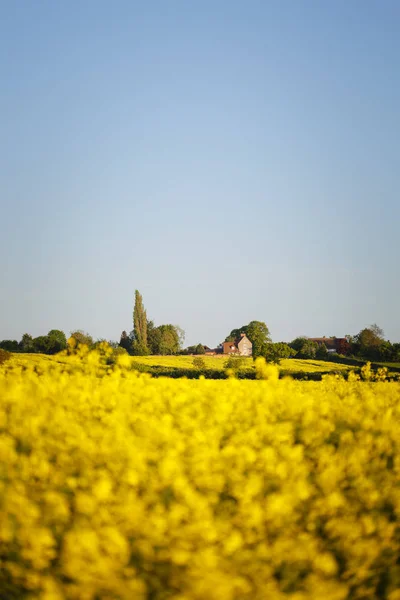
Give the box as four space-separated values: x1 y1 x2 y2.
309 337 349 354
222 333 253 356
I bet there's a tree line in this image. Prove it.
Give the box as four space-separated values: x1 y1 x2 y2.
203 321 400 364
0 291 184 357
288 325 400 362
1 288 399 364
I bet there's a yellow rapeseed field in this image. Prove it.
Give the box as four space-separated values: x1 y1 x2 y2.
1 349 400 599
127 354 351 374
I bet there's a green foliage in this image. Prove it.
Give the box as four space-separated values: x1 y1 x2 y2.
133 290 149 355
290 337 318 359
147 320 161 354
46 330 67 354
184 344 206 355
32 336 51 353
193 356 206 369
225 326 247 342
246 321 271 357
352 324 385 360
132 340 150 356
0 339 19 352
119 330 132 353
20 333 34 352
147 322 182 355
262 342 295 363
158 325 180 355
316 343 328 359
346 324 400 362
290 337 307 352
0 331 66 355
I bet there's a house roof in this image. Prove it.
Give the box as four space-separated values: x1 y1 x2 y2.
235 334 251 345
309 337 340 349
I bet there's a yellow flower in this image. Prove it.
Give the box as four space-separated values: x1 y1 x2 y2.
0 350 399 598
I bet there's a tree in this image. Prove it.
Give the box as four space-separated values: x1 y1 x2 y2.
158 325 180 355
352 324 385 359
0 339 19 352
175 325 185 349
370 324 384 340
46 330 67 354
263 342 295 363
32 336 50 353
289 337 307 353
119 331 131 353
19 333 34 353
316 343 328 360
299 339 318 359
147 320 161 355
225 325 247 342
147 320 183 355
184 344 206 355
289 337 318 359
132 290 149 355
246 321 271 357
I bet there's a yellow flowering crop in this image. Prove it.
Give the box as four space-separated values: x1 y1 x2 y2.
1 353 400 599
127 354 352 374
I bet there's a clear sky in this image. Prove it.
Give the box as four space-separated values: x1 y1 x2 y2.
1 1 399 347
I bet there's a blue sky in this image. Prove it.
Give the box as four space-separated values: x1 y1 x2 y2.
1 1 399 347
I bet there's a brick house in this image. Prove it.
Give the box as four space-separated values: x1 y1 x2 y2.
309 337 349 354
222 333 253 356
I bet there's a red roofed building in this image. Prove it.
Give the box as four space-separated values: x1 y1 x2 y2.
222 333 253 356
309 337 350 354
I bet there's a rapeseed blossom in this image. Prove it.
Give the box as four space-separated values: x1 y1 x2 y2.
1 352 400 599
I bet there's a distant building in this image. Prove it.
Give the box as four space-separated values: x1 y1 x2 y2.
309 337 349 354
222 333 253 356
203 346 217 356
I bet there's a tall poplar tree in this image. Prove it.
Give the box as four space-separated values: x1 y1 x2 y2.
132 290 149 355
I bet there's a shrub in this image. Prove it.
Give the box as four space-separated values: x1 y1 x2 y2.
193 356 206 369
224 355 247 375
262 342 295 363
